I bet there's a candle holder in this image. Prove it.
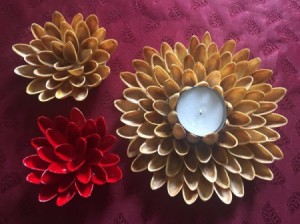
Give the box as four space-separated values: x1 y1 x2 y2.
115 32 287 204
12 11 117 102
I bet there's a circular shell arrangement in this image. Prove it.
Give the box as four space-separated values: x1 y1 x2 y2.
115 32 288 204
12 11 117 102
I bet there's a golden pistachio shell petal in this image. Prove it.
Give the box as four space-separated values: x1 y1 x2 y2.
45 78 62 90
220 62 235 78
252 160 273 180
203 132 219 145
251 69 273 84
207 42 218 57
143 46 159 64
254 101 277 116
167 111 178 124
31 23 46 39
224 87 246 106
53 72 69 81
131 154 154 172
228 172 244 198
247 57 261 73
152 54 167 70
235 61 248 78
173 139 189 156
193 43 207 64
72 87 88 101
234 100 259 114
195 143 212 163
220 73 237 92
120 72 138 87
166 151 183 177
123 87 146 103
52 11 66 28
78 49 92 64
153 65 170 87
117 126 138 139
200 160 217 183
25 54 41 66
84 60 98 75
92 27 106 43
184 169 199 191
30 39 45 51
160 42 173 59
164 79 180 97
189 35 200 55
151 169 167 190
227 111 251 127
170 64 183 86
215 165 230 189
248 144 274 164
226 101 233 115
158 138 173 156
81 37 98 51
227 145 254 159
206 71 221 87
12 44 36 57
220 40 236 55
63 41 78 64
121 110 145 126
246 130 268 143
140 138 160 154
202 31 211 45
237 158 255 180
71 13 83 30
195 81 209 87
144 111 164 125
127 137 144 157
147 86 166 101
184 149 198 172
137 123 156 139
228 129 251 145
182 69 197 86
132 59 152 75
182 184 198 205
220 52 232 68
249 83 272 93
136 72 155 89
85 14 99 35
233 48 250 62
91 49 109 64
53 62 73 72
167 172 184 197
224 153 242 173
212 85 223 96
165 51 182 70
245 90 265 102
41 36 60 50
197 173 214 201
264 113 288 128
26 78 48 94
193 62 206 82
235 76 253 89
50 41 64 60
38 90 56 102
154 123 172 138
99 39 118 54
62 25 77 46
55 82 73 99
37 51 57 66
262 142 283 160
169 92 180 110
205 53 220 74
44 22 60 39
212 145 228 165
152 100 170 116
148 154 166 172
114 99 139 113
68 66 84 77
172 123 186 140
183 54 195 70
243 115 266 129
76 21 90 43
264 87 287 103
175 42 187 62
139 98 153 111
14 65 36 79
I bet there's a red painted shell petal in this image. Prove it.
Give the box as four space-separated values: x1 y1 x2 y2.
104 166 122 183
75 181 94 198
67 156 85 172
91 166 107 185
70 107 86 128
39 185 58 203
48 162 68 174
31 137 50 149
76 165 92 184
37 116 55 135
100 153 120 167
41 170 61 184
98 135 116 152
55 143 75 161
23 155 49 171
82 119 97 136
56 185 76 206
66 122 81 144
86 148 103 165
95 116 107 137
26 172 42 184
58 175 76 193
86 134 101 148
45 129 67 148
54 115 69 135
75 137 87 156
36 146 57 163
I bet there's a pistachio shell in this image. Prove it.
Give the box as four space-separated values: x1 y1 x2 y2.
264 87 287 103
184 149 198 172
169 93 180 110
63 41 78 63
55 82 73 99
243 115 266 129
251 69 272 84
53 72 69 81
137 123 156 139
139 98 153 111
246 130 268 143
192 43 207 64
30 39 45 51
234 100 259 114
85 73 102 87
144 111 164 125
172 123 186 140
38 51 57 66
81 37 98 51
224 87 246 106
175 42 187 62
72 86 88 101
85 14 99 35
212 145 228 165
25 54 41 66
99 39 118 54
79 49 93 64
261 142 283 160
206 71 221 86
150 169 167 190
182 69 197 86
182 185 198 205
120 72 139 87
152 54 167 70
166 151 183 177
143 46 159 64
53 62 73 72
158 138 173 156
244 90 265 102
85 60 99 75
114 99 139 113
26 78 48 94
167 172 184 196
264 113 288 128
247 57 261 74
184 54 195 70
61 24 75 44
252 160 273 180
160 42 173 59
31 23 46 39
153 100 171 116
237 158 255 180
167 111 178 124
227 111 251 127
140 138 160 154
220 73 237 92
45 78 62 90
131 154 154 172
38 89 56 102
164 79 180 97
219 40 236 55
12 44 36 57
69 75 85 87
249 83 272 93
220 62 236 78
257 127 280 142
220 52 232 68
50 41 63 60
224 153 241 173
71 13 83 30
233 48 250 62
147 86 166 101
193 62 206 82
14 65 36 79
170 64 183 86
153 65 170 87
41 36 60 50
207 42 218 57
52 11 66 28
184 169 199 191
228 129 251 145
132 59 152 75
218 131 238 148
75 21 90 43
195 81 209 87
254 101 277 115
127 137 144 157
235 61 248 78
68 66 84 77
227 144 253 160
148 154 166 171
173 139 189 156
117 126 138 139
235 76 253 89
136 72 155 89
228 172 244 197
154 123 172 138
165 51 182 70
200 160 217 183
44 22 60 39
203 132 219 145
188 35 200 55
194 142 212 163
205 53 220 74
121 110 145 126
92 27 106 43
123 87 146 103
215 165 230 189
197 173 214 201
248 144 274 164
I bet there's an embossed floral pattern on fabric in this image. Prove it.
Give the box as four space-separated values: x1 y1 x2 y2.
23 108 122 206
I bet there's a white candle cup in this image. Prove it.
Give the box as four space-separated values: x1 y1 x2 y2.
176 86 226 137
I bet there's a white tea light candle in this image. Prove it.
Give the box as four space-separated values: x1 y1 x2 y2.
176 86 226 137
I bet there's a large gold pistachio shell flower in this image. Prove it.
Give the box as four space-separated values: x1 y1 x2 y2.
115 32 287 204
12 11 117 102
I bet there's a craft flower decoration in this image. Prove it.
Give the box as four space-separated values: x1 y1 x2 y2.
12 11 117 101
23 108 122 206
115 32 287 204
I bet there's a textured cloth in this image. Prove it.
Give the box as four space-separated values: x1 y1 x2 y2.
0 0 300 223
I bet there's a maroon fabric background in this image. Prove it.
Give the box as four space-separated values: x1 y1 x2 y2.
0 0 300 223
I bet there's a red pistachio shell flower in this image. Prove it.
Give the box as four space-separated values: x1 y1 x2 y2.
23 107 122 206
